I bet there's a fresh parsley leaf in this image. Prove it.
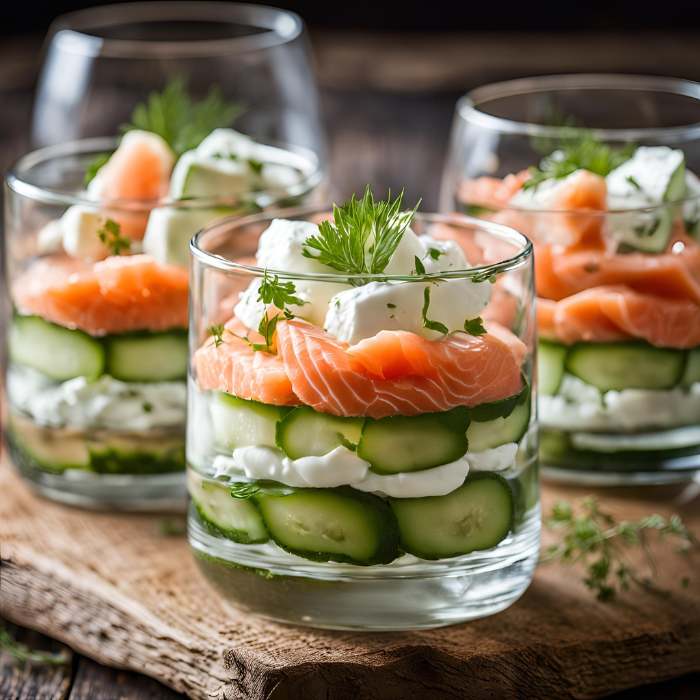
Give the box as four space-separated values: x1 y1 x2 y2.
413 255 426 275
208 323 226 348
523 129 636 191
257 311 279 350
302 185 420 275
427 247 442 261
421 286 449 335
97 219 131 256
257 270 308 310
83 152 112 187
386 303 396 309
462 317 487 336
541 497 695 602
121 75 246 156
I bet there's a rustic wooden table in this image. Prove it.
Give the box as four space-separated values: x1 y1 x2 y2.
2 29 700 700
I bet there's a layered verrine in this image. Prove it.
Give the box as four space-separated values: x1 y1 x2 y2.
4 126 322 508
187 190 539 630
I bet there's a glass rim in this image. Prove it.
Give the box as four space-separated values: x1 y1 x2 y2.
5 136 324 211
457 74 700 142
190 205 534 282
46 2 304 59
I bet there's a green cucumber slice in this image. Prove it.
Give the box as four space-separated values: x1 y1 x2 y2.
252 486 401 566
538 340 568 396
275 406 364 460
565 342 686 392
466 401 531 452
570 426 700 453
681 349 700 387
511 461 539 524
611 208 673 254
212 392 291 450
358 407 470 475
189 472 269 544
8 413 90 472
105 331 188 382
388 472 513 560
88 438 185 474
9 315 105 381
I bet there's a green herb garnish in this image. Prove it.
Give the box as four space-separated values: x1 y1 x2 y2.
83 152 111 187
542 497 695 602
257 270 308 311
97 219 131 256
208 323 226 348
413 255 426 275
302 185 420 276
627 175 641 190
122 76 246 156
0 628 70 666
386 303 396 309
421 286 449 336
248 159 264 175
457 317 487 337
523 131 636 191
427 247 442 261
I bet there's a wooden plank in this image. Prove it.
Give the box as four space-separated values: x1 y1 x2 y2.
0 623 73 700
1 457 699 700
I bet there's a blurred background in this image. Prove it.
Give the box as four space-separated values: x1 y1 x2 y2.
1 0 699 208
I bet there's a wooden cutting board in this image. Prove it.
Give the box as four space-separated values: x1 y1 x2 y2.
2 456 699 700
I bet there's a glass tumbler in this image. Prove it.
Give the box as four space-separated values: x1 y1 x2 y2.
187 205 539 630
3 137 323 510
441 75 700 485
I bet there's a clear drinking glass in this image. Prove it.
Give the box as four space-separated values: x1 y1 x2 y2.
187 205 539 630
441 75 700 485
3 137 323 510
31 0 325 165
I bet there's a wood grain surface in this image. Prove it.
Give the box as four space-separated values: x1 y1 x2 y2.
2 457 699 700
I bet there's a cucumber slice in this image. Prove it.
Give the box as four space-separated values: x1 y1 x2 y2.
276 406 364 460
467 401 531 452
170 151 260 199
681 349 700 387
538 341 568 396
511 461 539 524
469 386 526 422
612 207 673 254
565 342 686 392
9 315 105 381
252 486 400 565
213 392 292 450
105 331 188 382
570 426 700 453
189 472 269 544
8 413 90 472
358 407 470 475
88 439 185 474
539 430 572 465
389 472 513 560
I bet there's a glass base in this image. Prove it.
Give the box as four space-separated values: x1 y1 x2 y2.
188 503 540 631
7 438 187 511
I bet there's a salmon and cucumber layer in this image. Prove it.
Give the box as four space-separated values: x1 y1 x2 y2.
188 188 536 567
459 138 700 465
7 83 316 477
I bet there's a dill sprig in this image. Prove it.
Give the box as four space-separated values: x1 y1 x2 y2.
302 185 420 275
122 76 246 156
97 219 131 256
208 323 226 348
0 628 71 666
524 123 636 191
542 497 695 602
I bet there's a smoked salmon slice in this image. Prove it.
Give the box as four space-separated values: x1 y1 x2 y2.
543 285 700 348
535 233 700 304
13 254 189 336
276 319 526 418
194 318 300 406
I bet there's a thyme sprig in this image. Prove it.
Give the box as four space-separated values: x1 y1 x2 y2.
542 498 695 602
